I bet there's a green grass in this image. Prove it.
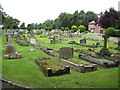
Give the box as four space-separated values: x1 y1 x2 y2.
37 58 63 70
2 32 119 88
67 58 90 65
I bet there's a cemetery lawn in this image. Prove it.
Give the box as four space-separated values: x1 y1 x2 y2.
2 33 119 88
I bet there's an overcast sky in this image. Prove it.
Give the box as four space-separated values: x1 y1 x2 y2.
1 0 120 25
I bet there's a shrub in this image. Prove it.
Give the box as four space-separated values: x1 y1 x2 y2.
48 27 52 31
44 27 48 30
78 25 86 32
60 27 64 31
106 27 115 36
65 27 69 31
115 30 120 37
44 27 52 31
71 25 77 32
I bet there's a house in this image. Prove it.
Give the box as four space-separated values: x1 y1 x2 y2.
88 21 105 33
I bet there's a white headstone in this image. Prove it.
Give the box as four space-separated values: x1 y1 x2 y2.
30 49 34 52
30 38 36 44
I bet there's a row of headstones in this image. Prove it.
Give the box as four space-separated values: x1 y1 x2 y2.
4 31 21 59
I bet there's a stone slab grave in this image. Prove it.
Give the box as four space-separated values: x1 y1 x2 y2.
79 38 102 48
86 38 99 42
43 47 59 57
59 47 97 73
79 54 118 68
74 49 97 56
4 32 21 59
35 57 70 77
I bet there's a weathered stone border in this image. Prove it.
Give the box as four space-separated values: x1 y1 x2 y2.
35 60 70 77
0 78 32 89
60 59 97 73
42 48 59 57
79 55 118 68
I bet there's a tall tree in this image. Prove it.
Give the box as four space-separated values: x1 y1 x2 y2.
99 8 118 29
82 11 97 28
115 11 120 29
20 22 26 29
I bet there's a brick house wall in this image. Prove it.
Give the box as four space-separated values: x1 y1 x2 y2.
88 21 105 33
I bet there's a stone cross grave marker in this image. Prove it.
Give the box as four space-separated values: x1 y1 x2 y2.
59 47 73 60
99 33 111 56
102 34 109 49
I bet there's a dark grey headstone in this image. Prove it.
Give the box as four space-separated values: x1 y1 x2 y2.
59 47 73 59
80 39 86 45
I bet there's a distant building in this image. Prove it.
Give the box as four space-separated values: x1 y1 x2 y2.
88 21 105 33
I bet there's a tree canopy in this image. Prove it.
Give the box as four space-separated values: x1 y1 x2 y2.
99 8 118 29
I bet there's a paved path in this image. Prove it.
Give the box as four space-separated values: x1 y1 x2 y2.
90 33 119 41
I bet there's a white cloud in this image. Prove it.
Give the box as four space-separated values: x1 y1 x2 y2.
1 0 119 25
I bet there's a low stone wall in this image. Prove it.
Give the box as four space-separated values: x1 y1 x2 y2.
1 78 32 89
4 53 21 59
15 40 29 46
35 60 70 77
79 55 118 68
43 48 59 57
60 59 97 73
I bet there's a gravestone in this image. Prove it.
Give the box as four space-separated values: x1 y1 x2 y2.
30 49 34 52
4 32 21 59
118 40 120 47
80 39 86 45
59 47 73 59
114 40 118 44
30 38 36 45
50 36 56 44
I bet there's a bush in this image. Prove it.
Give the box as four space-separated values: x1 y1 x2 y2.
60 27 64 31
78 25 86 32
106 27 115 36
65 27 69 31
71 25 77 32
48 27 52 31
115 30 120 37
44 27 52 31
44 27 48 30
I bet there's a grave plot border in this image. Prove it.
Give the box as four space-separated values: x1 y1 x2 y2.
35 60 70 77
79 55 118 68
60 59 97 73
43 48 59 57
90 55 120 65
